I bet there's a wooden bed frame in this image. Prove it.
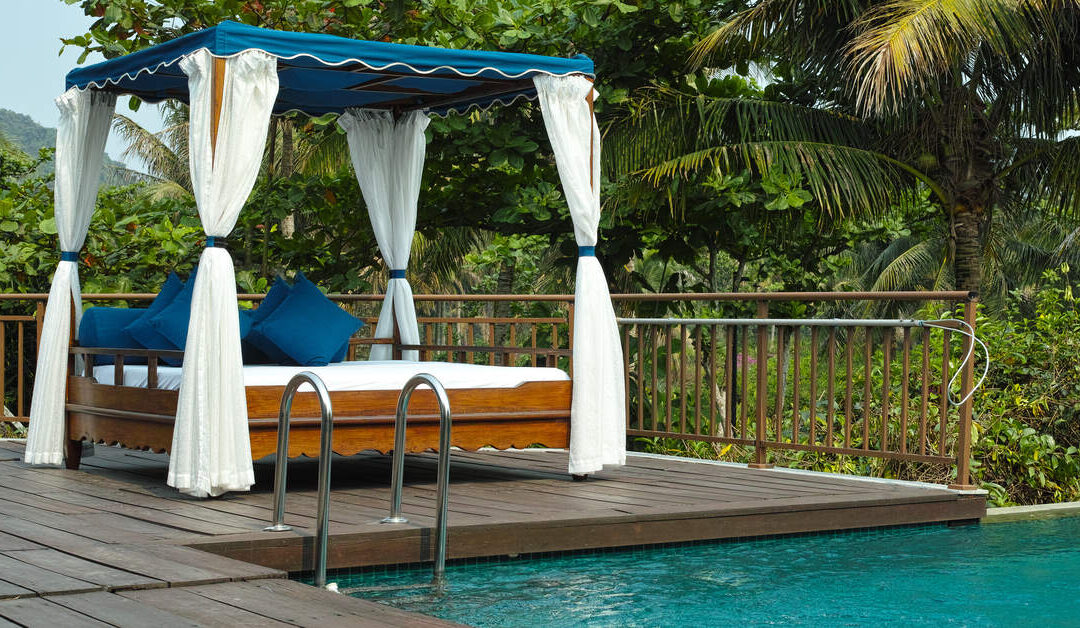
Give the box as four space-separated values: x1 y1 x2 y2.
63 345 572 471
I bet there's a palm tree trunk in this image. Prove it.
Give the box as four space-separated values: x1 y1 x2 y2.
952 204 981 294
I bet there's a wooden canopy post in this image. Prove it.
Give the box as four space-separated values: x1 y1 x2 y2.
210 57 226 160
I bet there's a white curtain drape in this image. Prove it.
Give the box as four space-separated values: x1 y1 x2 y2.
168 49 278 497
338 109 429 361
24 88 116 465
534 75 625 475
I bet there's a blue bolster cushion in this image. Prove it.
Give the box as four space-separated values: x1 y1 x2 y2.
79 307 148 365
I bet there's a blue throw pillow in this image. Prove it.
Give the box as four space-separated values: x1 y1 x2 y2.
252 274 363 366
331 339 351 363
150 266 198 351
125 272 183 354
243 275 292 364
239 308 254 338
79 307 148 366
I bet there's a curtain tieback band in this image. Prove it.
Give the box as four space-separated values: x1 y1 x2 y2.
578 246 596 257
205 236 227 248
60 251 80 262
389 269 407 279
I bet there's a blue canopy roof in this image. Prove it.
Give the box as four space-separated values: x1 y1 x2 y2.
65 21 594 116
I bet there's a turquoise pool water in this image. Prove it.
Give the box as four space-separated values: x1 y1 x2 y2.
342 517 1080 626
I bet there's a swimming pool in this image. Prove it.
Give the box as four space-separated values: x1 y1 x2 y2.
340 516 1080 626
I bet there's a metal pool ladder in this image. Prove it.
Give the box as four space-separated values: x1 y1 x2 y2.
263 372 335 589
381 373 453 585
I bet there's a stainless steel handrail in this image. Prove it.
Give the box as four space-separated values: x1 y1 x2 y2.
263 372 335 589
381 373 453 584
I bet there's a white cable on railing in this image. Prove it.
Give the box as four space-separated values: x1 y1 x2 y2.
921 319 990 407
616 316 990 407
617 317 926 327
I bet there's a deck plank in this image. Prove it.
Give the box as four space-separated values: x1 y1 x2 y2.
0 597 111 627
118 587 296 627
47 591 203 627
191 580 460 627
2 549 162 591
0 554 102 596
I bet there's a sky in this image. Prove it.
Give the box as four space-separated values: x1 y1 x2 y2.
0 0 164 165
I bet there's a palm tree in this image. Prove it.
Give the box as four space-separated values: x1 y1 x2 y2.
615 0 1080 295
834 200 1080 315
111 103 191 200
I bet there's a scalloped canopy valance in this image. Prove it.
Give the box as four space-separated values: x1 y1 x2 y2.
65 20 595 117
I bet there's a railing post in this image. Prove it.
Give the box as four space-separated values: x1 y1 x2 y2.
748 301 773 469
35 300 46 352
391 315 402 361
566 301 574 378
949 295 978 490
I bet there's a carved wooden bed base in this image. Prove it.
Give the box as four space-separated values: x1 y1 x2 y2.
63 347 571 471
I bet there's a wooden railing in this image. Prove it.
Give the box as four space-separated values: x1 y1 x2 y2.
613 292 978 489
0 290 977 487
0 297 44 425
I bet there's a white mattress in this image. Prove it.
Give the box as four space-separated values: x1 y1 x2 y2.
92 360 569 391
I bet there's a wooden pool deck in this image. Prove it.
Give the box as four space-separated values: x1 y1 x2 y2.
0 440 984 625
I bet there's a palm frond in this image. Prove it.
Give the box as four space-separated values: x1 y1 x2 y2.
410 227 490 294
294 123 351 176
1010 135 1080 219
605 89 874 177
111 113 190 192
867 236 942 290
690 0 864 70
846 0 1052 115
638 140 907 219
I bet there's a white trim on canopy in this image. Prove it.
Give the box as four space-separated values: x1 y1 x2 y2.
24 88 116 465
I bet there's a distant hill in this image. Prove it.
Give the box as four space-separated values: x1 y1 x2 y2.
0 108 142 186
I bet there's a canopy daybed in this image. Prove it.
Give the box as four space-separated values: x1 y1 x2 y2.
26 20 625 497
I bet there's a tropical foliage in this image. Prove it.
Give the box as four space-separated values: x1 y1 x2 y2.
619 0 1080 297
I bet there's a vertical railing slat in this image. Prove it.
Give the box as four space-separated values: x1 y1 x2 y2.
740 326 749 440
862 327 872 450
637 324 645 431
881 328 892 453
939 329 951 456
901 327 911 455
752 302 769 466
774 327 785 443
652 326 660 432
808 327 818 446
844 331 854 449
695 326 703 436
791 326 801 446
826 327 836 449
680 324 688 434
17 322 25 418
919 326 931 455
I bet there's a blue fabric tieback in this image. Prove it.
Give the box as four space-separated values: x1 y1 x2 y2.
389 269 407 279
205 236 226 248
60 251 79 262
578 246 596 257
